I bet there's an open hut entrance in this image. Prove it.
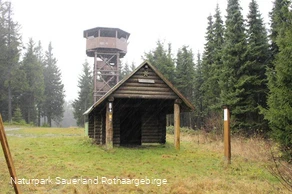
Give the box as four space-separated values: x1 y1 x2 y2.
120 108 142 145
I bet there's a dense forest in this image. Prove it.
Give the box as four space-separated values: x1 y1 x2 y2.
0 1 64 127
0 0 291 160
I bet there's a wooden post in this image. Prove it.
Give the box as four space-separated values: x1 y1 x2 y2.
106 98 114 149
174 99 181 150
116 53 120 83
223 106 231 164
0 115 21 194
93 51 97 103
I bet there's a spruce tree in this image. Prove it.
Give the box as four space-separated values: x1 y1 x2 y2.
269 0 291 62
143 40 175 83
12 106 23 123
176 46 195 99
193 52 204 128
246 0 270 131
35 41 44 126
20 39 44 124
201 15 214 118
212 4 225 110
0 1 21 122
43 42 64 127
220 0 248 130
121 61 131 78
176 46 195 127
0 1 9 120
264 1 292 160
72 60 93 127
200 5 225 123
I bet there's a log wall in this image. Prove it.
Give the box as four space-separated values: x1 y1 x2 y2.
141 111 166 144
113 67 178 99
113 111 120 145
88 114 94 138
93 114 103 144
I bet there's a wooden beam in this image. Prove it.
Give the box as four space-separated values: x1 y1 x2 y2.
93 51 97 103
106 100 114 149
223 106 231 164
174 99 181 150
0 115 21 194
112 94 177 99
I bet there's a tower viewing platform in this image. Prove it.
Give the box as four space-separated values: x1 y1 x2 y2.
83 27 130 58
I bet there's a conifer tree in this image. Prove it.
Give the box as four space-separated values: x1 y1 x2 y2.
176 46 195 127
20 39 44 124
12 106 22 123
176 46 195 100
264 1 292 160
211 4 225 110
220 0 248 130
201 15 214 117
43 42 64 127
73 60 93 127
121 61 131 78
246 0 270 131
143 40 175 83
193 52 204 128
269 0 291 62
35 41 44 126
0 1 21 122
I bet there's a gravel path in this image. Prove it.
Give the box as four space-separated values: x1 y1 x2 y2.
4 127 21 131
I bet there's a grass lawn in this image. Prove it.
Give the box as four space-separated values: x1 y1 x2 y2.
0 126 290 193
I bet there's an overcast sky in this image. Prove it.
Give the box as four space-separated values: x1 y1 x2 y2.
9 0 273 102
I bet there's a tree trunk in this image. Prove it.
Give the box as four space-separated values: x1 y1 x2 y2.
8 82 12 123
189 112 192 129
37 105 41 126
48 115 52 127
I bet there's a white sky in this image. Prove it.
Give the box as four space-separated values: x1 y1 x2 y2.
9 0 273 102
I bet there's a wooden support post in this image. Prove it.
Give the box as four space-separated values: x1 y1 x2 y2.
106 98 114 149
223 106 231 164
174 99 181 150
0 115 21 194
93 51 97 103
116 53 120 83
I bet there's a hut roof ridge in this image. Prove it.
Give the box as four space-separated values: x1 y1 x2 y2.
83 60 194 115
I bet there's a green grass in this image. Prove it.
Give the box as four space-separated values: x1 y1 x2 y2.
0 127 290 193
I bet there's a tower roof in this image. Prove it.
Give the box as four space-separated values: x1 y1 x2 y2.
83 27 130 39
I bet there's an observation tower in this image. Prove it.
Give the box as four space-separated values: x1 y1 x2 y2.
83 27 130 102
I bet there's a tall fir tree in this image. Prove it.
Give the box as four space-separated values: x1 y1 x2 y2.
43 42 64 127
176 45 195 99
264 1 292 160
176 46 195 127
20 38 44 124
35 40 44 126
245 0 271 131
269 0 291 63
143 40 175 83
201 15 215 118
72 60 93 127
193 52 204 128
121 61 131 79
0 1 21 122
220 0 248 130
211 4 225 110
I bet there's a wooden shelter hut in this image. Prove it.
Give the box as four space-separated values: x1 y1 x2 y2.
84 61 194 149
